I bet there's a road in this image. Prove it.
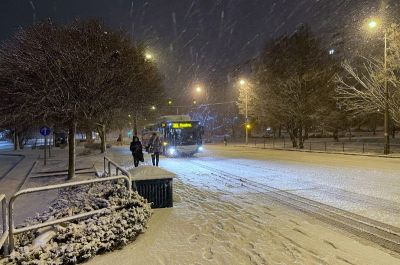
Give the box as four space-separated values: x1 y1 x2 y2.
88 144 400 265
0 141 13 151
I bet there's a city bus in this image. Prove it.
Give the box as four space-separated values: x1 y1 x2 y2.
142 115 204 156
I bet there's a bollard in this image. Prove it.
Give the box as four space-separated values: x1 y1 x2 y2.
273 137 275 148
263 138 266 149
342 142 345 152
309 142 311 151
324 142 327 152
283 138 286 149
362 143 365 153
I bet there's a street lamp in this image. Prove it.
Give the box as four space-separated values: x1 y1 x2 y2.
239 78 249 145
145 52 153 60
367 18 389 154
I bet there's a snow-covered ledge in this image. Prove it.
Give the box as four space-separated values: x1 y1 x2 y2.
128 166 176 181
128 166 176 208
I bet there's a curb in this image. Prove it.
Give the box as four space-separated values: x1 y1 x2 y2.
233 145 400 159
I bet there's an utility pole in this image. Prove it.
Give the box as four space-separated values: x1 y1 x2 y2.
383 30 389 155
245 89 248 145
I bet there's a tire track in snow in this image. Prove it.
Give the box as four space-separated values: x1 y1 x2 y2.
164 160 339 265
188 160 400 257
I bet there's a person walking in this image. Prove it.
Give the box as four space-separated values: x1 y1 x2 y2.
130 136 144 167
148 132 161 166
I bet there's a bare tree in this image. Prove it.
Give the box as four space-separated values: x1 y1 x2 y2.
336 60 400 125
253 25 336 148
0 20 163 179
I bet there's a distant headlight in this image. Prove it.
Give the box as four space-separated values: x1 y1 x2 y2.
198 146 204 152
168 147 176 155
163 142 168 146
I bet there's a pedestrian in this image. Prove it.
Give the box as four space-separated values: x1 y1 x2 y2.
223 135 228 146
130 136 144 167
148 132 161 166
116 134 122 145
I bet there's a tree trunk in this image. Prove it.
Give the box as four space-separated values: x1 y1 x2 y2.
289 129 297 148
333 128 339 142
298 127 304 149
67 121 77 180
18 133 25 150
13 130 19 150
133 114 138 136
304 127 309 140
392 126 396 139
348 127 352 142
278 125 282 138
100 124 106 153
118 129 123 145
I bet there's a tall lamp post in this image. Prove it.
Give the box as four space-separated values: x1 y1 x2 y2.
239 79 249 145
368 19 389 154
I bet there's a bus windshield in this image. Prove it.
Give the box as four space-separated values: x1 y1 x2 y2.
165 123 202 146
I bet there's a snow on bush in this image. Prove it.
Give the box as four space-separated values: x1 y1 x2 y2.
5 181 152 265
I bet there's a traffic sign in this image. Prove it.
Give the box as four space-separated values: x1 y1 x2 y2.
40 126 51 136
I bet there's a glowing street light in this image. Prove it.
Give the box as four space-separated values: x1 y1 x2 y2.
366 18 389 154
368 20 378 29
145 53 153 60
151 106 156 110
195 86 202 93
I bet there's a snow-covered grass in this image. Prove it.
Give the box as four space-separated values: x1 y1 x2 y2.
3 181 152 265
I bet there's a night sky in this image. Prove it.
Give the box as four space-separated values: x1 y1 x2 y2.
0 0 392 103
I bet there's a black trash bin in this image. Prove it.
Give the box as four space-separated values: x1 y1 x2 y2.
129 166 175 209
134 178 173 208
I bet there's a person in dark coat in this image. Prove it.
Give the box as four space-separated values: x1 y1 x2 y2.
148 132 161 166
130 136 144 167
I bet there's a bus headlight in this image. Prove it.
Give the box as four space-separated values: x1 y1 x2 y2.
168 147 176 155
198 146 204 152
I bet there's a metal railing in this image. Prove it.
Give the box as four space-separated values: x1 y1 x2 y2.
249 138 400 155
104 156 131 179
8 175 131 252
0 194 8 255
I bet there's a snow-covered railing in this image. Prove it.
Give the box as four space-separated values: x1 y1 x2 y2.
8 175 131 252
0 194 8 255
104 156 131 179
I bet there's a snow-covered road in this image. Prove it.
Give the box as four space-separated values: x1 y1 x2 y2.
87 144 400 265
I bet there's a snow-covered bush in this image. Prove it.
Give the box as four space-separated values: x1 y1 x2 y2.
5 181 152 265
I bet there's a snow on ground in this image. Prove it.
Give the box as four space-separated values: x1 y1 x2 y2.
85 145 400 265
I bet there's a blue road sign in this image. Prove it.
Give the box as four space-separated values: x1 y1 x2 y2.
40 126 51 136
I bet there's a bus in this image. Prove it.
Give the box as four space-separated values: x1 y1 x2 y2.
142 115 204 156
